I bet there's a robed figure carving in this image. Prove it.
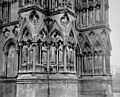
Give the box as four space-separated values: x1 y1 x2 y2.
7 45 17 77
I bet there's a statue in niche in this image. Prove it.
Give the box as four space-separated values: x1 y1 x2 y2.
105 9 108 25
58 45 63 66
98 55 103 74
41 47 47 66
82 9 87 26
88 6 93 25
87 55 92 74
22 45 28 65
105 0 109 25
50 46 56 71
28 45 33 66
3 4 8 23
95 3 101 23
66 46 74 71
83 54 87 74
7 45 16 76
94 53 98 74
50 46 56 64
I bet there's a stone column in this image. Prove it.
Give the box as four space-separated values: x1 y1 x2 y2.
47 45 50 72
103 54 106 74
74 47 76 72
38 43 42 64
19 43 23 71
93 3 96 25
56 47 59 71
86 0 89 26
92 53 94 74
76 54 79 75
32 43 36 71
94 53 98 74
4 51 8 76
83 54 86 75
81 55 83 76
40 45 42 64
63 46 67 72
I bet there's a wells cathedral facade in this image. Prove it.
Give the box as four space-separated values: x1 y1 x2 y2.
0 0 112 97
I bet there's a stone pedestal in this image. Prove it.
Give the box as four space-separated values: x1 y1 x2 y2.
17 73 78 97
0 80 16 97
79 76 113 97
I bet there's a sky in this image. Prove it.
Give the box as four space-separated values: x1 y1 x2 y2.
109 0 120 71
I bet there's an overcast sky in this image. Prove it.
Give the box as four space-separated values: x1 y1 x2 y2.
109 0 120 70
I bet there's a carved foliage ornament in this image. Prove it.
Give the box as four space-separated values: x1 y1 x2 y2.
101 29 107 40
12 25 19 37
81 0 87 12
89 31 96 39
29 10 39 25
88 0 94 11
95 0 101 9
44 18 55 32
60 13 70 27
94 41 102 52
3 28 10 38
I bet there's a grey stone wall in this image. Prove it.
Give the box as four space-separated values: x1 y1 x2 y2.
0 82 16 97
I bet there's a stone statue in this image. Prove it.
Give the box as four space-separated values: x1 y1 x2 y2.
7 45 16 76
22 45 28 64
82 10 87 26
96 7 101 22
88 10 93 25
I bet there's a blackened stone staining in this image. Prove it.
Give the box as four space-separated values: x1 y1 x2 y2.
0 0 112 97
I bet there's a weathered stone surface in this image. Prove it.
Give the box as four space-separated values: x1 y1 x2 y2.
0 82 16 97
17 74 78 97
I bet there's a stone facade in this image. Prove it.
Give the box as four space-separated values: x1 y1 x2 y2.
0 0 112 97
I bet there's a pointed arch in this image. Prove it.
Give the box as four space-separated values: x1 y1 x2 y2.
36 28 48 42
84 33 92 47
93 40 104 52
100 29 107 38
3 38 17 52
67 21 79 44
95 33 107 52
37 20 48 37
88 30 96 39
18 18 34 42
50 20 64 38
3 38 18 77
83 42 91 53
50 29 64 39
